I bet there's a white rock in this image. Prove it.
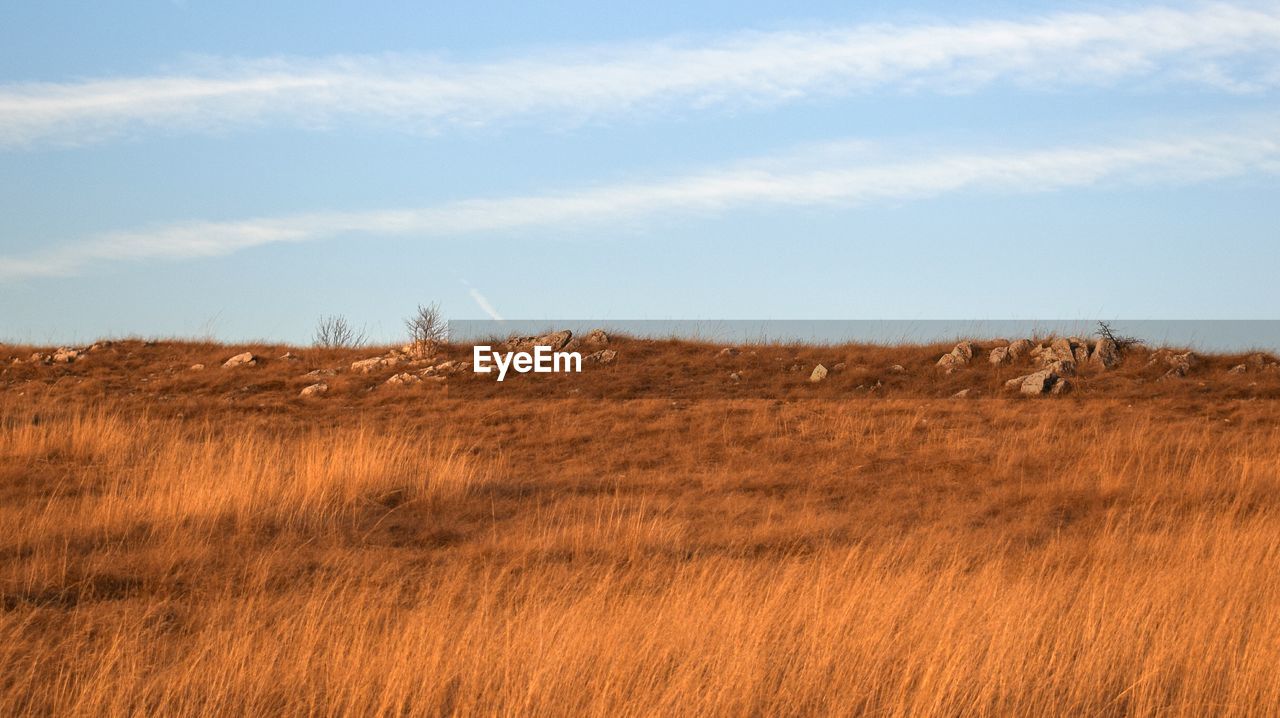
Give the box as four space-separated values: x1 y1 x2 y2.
586 349 617 365
300 383 328 397
1020 370 1058 396
810 364 828 383
222 352 257 368
351 357 386 373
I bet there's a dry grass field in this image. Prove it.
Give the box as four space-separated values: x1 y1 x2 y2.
3 336 1280 716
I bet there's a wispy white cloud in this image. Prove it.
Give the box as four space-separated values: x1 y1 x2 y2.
461 280 504 321
3 3 1280 148
3 123 1278 280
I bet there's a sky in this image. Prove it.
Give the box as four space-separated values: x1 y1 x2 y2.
2 1 1279 344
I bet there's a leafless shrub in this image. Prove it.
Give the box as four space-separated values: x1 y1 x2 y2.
405 303 448 346
1096 321 1144 354
313 315 366 349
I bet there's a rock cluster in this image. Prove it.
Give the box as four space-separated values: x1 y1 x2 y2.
505 330 574 352
945 335 1124 381
1227 353 1279 375
936 341 977 373
1005 369 1072 396
1148 350 1199 380
585 349 617 365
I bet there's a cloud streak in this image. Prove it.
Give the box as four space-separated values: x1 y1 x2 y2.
462 280 504 321
3 3 1280 148
4 124 1279 280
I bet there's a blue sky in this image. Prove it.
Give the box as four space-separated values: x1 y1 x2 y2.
2 1 1279 343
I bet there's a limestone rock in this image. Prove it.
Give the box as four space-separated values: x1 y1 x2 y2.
888 364 906 374
989 347 1011 366
1090 338 1120 370
1007 339 1034 361
189 364 205 371
1048 359 1077 377
952 388 971 398
385 373 421 386
351 357 387 374
718 347 740 358
936 353 964 373
300 383 328 397
1050 378 1073 395
585 349 617 365
1019 370 1058 396
52 347 82 363
222 352 257 369
810 364 828 383
1228 364 1248 375
585 329 610 345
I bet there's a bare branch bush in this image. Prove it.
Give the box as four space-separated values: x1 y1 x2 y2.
313 315 367 349
1096 321 1144 354
405 303 448 347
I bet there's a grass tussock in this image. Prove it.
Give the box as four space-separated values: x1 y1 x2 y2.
2 340 1280 715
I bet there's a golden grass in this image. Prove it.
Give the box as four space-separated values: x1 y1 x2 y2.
2 340 1280 716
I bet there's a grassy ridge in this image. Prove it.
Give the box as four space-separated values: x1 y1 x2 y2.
2 339 1279 715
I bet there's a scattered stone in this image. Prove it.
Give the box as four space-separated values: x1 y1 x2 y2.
952 388 971 398
585 329 610 345
988 347 1011 366
280 352 301 361
832 362 846 372
1007 339 1034 361
718 347 740 358
1155 351 1199 379
936 341 977 373
51 347 81 363
1090 338 1120 370
936 353 965 373
810 364 828 383
89 341 112 352
300 383 328 397
1050 378 1074 395
729 372 741 382
1048 359 1077 377
189 364 205 371
304 368 337 378
351 357 388 373
1019 370 1059 396
505 330 574 352
1073 346 1091 365
385 373 422 386
585 349 617 365
888 364 906 374
1228 364 1248 375
222 352 257 369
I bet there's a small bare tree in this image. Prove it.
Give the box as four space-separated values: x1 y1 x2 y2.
405 303 448 348
313 315 366 349
1096 321 1143 354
